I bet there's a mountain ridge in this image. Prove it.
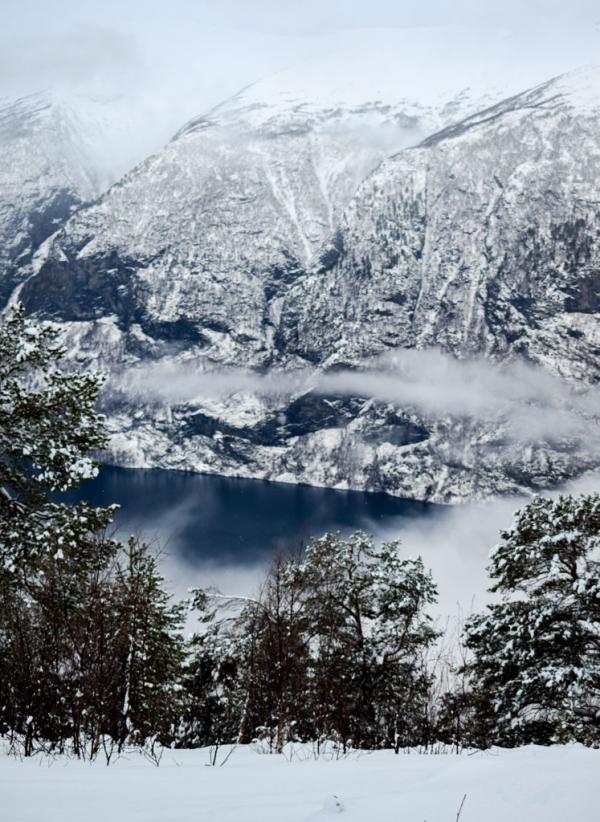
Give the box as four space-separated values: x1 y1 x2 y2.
8 61 600 502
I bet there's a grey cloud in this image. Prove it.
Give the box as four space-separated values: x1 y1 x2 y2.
2 4 600 182
0 27 145 98
4 0 600 37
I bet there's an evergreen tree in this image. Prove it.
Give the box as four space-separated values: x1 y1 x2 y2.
0 303 116 753
0 525 121 756
0 305 185 759
464 494 600 745
295 532 438 750
178 623 244 751
110 539 186 753
0 302 114 602
187 532 438 752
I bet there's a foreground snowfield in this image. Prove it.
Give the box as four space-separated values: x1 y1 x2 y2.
1 744 598 822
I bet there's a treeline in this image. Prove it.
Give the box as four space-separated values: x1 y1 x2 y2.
178 493 600 753
1 305 599 760
181 533 438 754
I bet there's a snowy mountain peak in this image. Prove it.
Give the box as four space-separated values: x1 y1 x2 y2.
543 64 600 111
192 27 599 134
0 91 98 192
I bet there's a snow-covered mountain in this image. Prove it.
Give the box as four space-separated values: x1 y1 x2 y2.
281 67 600 378
17 30 551 365
14 55 600 502
273 67 600 499
0 92 100 307
0 88 167 310
19 52 509 366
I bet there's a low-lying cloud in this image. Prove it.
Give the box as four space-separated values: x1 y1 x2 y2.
110 348 600 623
117 348 600 447
144 466 600 630
108 345 600 623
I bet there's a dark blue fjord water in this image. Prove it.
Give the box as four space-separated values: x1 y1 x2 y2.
66 466 438 566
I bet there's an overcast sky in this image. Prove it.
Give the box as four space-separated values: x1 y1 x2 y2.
3 0 600 98
4 0 600 36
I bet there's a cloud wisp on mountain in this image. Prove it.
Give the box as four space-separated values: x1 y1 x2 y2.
116 348 600 449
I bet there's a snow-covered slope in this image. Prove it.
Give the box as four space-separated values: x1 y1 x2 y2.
281 67 600 378
0 92 100 306
271 67 600 499
18 63 600 502
1 743 598 822
0 88 183 310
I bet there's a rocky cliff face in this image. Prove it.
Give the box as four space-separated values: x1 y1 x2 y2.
0 86 197 312
280 69 600 382
15 66 600 503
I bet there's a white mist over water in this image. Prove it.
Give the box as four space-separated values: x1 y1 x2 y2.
153 468 600 629
158 495 515 625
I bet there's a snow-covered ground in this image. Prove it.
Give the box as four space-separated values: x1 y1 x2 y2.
1 743 597 821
